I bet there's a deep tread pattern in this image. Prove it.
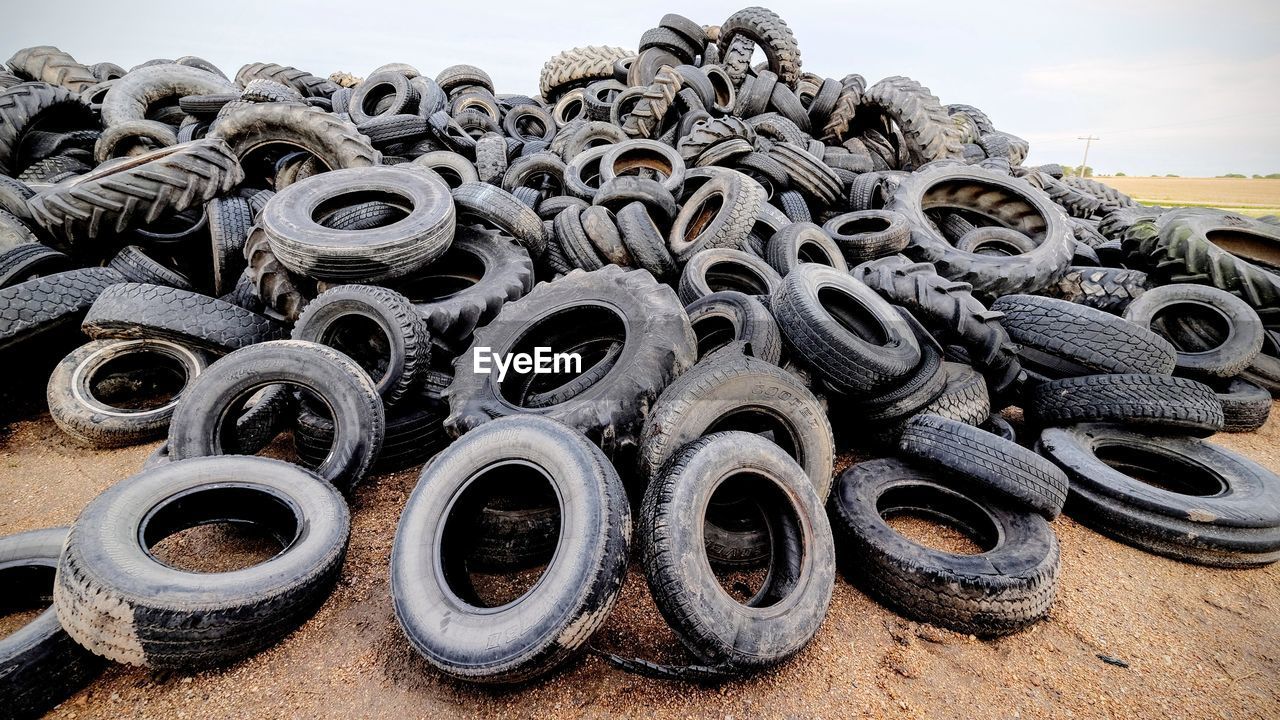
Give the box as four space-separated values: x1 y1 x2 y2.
1062 175 1136 213
861 76 964 167
899 414 1069 518
244 228 311 323
83 282 283 352
0 267 123 351
7 46 97 92
1215 378 1272 433
539 46 634 99
27 139 244 248
408 227 534 344
235 62 338 98
0 82 98 177
855 255 1023 398
1046 266 1150 314
622 66 681 140
991 294 1177 377
716 7 803 88
1028 374 1224 436
107 245 193 290
821 75 865 143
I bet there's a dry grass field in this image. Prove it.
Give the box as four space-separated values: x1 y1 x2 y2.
1095 176 1280 217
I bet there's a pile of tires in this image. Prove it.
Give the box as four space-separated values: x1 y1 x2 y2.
1 7 1278 711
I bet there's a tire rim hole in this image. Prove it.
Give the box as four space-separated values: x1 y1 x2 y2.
1094 444 1228 497
360 83 397 117
142 486 299 573
877 484 999 555
1151 302 1230 353
1206 229 1280 268
0 564 54 640
392 245 484 302
706 407 799 459
691 314 737 359
796 241 834 267
684 193 724 243
834 216 889 238
88 351 187 411
497 305 627 406
818 286 889 345
704 473 802 608
611 149 674 183
318 314 392 387
439 462 561 609
313 190 412 230
704 261 771 296
921 179 1047 240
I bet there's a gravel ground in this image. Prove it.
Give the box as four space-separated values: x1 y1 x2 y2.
1 405 1277 719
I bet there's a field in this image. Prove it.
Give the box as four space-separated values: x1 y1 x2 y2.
1094 176 1280 217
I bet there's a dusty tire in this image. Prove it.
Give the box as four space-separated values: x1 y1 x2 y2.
1213 378 1272 433
1122 283 1265 379
828 458 1059 636
209 103 379 173
53 456 349 668
391 415 630 684
82 282 282 352
677 247 782 304
685 290 782 364
764 221 847 275
1027 374 1224 437
0 267 123 352
1046 266 1150 314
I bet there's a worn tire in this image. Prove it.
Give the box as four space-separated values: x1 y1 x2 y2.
0 267 123 352
83 282 282 353
1027 374 1224 437
685 290 782 364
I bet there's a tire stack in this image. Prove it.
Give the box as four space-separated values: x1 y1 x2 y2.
0 7 1277 711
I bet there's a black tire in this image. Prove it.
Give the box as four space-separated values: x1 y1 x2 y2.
47 338 209 448
765 143 841 206
209 103 378 175
392 227 534 345
991 294 1177 379
295 383 449 474
1046 266 1150 314
685 290 782 364
167 340 384 492
53 455 349 668
764 221 847 275
637 349 834 502
292 284 430 408
853 255 1023 400
616 201 678 281
447 267 694 455
0 82 98 177
1123 283 1265 379
836 343 947 424
828 458 1060 636
716 6 802 87
677 247 782 304
770 263 920 396
1038 425 1280 567
899 414 1069 519
0 242 72 289
391 415 630 684
106 245 193 290
452 182 547 257
261 165 455 282
640 432 834 670
235 62 338 99
858 76 964 166
243 228 312 323
668 169 764 261
0 527 103 719
0 267 123 352
27 140 244 250
1212 378 1271 433
887 165 1073 299
83 282 282 353
207 195 253 296
1027 374 1224 437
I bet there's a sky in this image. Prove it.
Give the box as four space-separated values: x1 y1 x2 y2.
4 0 1278 177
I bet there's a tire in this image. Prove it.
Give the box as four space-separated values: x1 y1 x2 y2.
234 62 337 99
822 210 910 263
452 182 547 257
853 255 1023 400
685 290 782 364
1126 213 1280 328
107 244 192 290
677 247 782 304
766 143 842 206
261 165 455 282
0 242 72 288
207 195 253 296
347 72 419 124
209 103 379 173
1212 378 1271 433
764 221 847 275
1122 283 1265 379
244 227 312 323
47 338 209 448
1038 425 1280 567
0 267 123 352
770 263 921 396
292 284 430 408
1242 331 1280 398
835 343 946 424
899 414 1070 519
828 458 1060 636
716 7 802 88
295 384 449 473
27 140 244 250
391 415 630 684
6 46 97 92
413 150 478 187
1027 374 1223 437
887 165 1074 299
991 294 1177 379
83 282 282 353
167 340 385 492
0 83 98 177
446 266 695 455
859 76 964 167
872 361 991 446
616 201 678 281
637 349 834 500
99 64 237 128
640 432 834 670
53 456 349 668
392 227 534 345
668 169 764 261
1046 266 1150 314
0 527 102 719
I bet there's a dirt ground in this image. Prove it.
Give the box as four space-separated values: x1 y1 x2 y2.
2 403 1278 720
1095 176 1280 217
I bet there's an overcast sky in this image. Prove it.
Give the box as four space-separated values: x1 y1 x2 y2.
4 0 1278 176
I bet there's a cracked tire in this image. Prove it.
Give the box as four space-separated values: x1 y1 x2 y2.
83 282 282 353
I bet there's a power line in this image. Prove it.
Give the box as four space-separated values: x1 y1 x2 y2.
1078 135 1099 173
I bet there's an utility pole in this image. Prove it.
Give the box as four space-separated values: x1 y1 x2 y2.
1077 135 1099 176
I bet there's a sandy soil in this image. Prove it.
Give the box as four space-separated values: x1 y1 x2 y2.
1 405 1278 720
1095 176 1280 215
